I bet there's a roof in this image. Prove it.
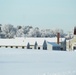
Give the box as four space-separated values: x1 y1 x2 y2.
47 42 60 47
0 37 65 46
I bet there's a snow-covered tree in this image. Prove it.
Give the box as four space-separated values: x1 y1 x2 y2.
41 29 56 37
2 24 16 38
23 26 31 34
28 27 41 37
0 24 66 38
40 30 46 37
17 26 22 30
16 28 25 37
16 26 32 37
53 28 65 37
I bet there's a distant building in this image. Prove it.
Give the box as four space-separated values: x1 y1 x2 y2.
47 42 61 50
0 37 66 50
66 27 76 51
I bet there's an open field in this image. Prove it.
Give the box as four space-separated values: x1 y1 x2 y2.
0 48 76 75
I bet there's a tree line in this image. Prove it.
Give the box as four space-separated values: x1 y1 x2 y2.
0 24 66 38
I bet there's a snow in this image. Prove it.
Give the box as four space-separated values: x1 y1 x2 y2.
0 48 76 75
0 37 65 46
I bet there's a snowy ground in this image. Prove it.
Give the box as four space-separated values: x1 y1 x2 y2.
0 48 76 75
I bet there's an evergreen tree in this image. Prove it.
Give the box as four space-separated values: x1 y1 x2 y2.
27 42 30 49
43 40 47 50
34 41 38 49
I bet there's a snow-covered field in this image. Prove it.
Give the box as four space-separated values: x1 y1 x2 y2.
0 48 76 75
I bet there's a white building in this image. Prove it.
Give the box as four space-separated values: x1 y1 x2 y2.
47 42 61 50
66 27 76 51
0 37 66 50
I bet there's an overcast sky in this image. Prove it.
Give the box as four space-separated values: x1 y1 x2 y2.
0 0 76 32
